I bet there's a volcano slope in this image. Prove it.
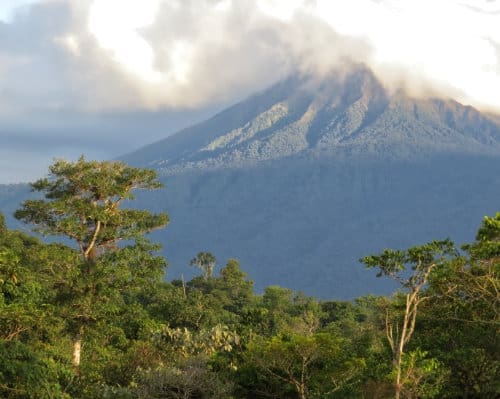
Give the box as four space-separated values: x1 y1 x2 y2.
83 68 500 297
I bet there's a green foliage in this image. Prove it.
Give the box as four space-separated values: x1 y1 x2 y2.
0 212 6 231
396 349 448 398
190 251 217 280
11 158 169 383
155 323 240 358
416 219 500 398
15 156 168 260
0 214 73 398
361 239 460 399
468 212 500 259
242 333 365 399
0 341 70 399
216 259 254 312
1 163 499 399
135 356 233 399
361 239 456 287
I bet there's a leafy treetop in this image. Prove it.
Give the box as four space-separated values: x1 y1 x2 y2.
361 239 456 289
14 156 168 261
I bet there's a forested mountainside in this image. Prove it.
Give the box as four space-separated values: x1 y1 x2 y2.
3 68 500 298
119 67 500 297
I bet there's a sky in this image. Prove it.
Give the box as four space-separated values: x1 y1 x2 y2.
1 0 499 183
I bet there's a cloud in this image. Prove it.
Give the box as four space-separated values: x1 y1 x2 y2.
139 0 373 107
0 0 370 118
0 0 499 183
0 0 189 118
135 0 500 112
0 0 499 117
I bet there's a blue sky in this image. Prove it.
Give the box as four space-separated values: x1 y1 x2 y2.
0 0 36 21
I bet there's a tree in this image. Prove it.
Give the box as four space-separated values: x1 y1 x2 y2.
361 240 456 399
215 259 254 315
417 215 500 397
244 333 364 399
461 213 500 322
190 252 216 280
14 157 168 372
136 356 233 399
0 214 71 398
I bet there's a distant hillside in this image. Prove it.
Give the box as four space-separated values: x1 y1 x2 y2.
0 184 29 228
2 67 500 299
118 67 500 298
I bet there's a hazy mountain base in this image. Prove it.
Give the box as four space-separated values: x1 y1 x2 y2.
3 154 499 299
0 184 30 229
133 153 500 299
4 68 500 299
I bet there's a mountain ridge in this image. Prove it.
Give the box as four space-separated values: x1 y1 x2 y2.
122 67 500 172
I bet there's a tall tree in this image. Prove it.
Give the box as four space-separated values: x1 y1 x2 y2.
418 215 500 397
361 239 456 399
244 333 364 399
14 157 168 371
190 252 217 280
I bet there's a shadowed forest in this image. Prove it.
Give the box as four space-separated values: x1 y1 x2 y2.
0 158 498 398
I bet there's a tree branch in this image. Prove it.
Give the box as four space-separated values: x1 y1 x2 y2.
84 220 101 259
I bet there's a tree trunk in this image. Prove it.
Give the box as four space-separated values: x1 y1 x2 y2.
394 379 401 399
394 293 413 399
394 349 402 399
297 385 307 399
72 325 84 371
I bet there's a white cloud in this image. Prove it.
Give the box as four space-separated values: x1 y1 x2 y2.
88 0 163 82
0 0 499 183
0 0 499 115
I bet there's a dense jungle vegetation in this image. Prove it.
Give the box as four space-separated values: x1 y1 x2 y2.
0 158 498 398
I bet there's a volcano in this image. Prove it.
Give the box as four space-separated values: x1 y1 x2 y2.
9 66 500 299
